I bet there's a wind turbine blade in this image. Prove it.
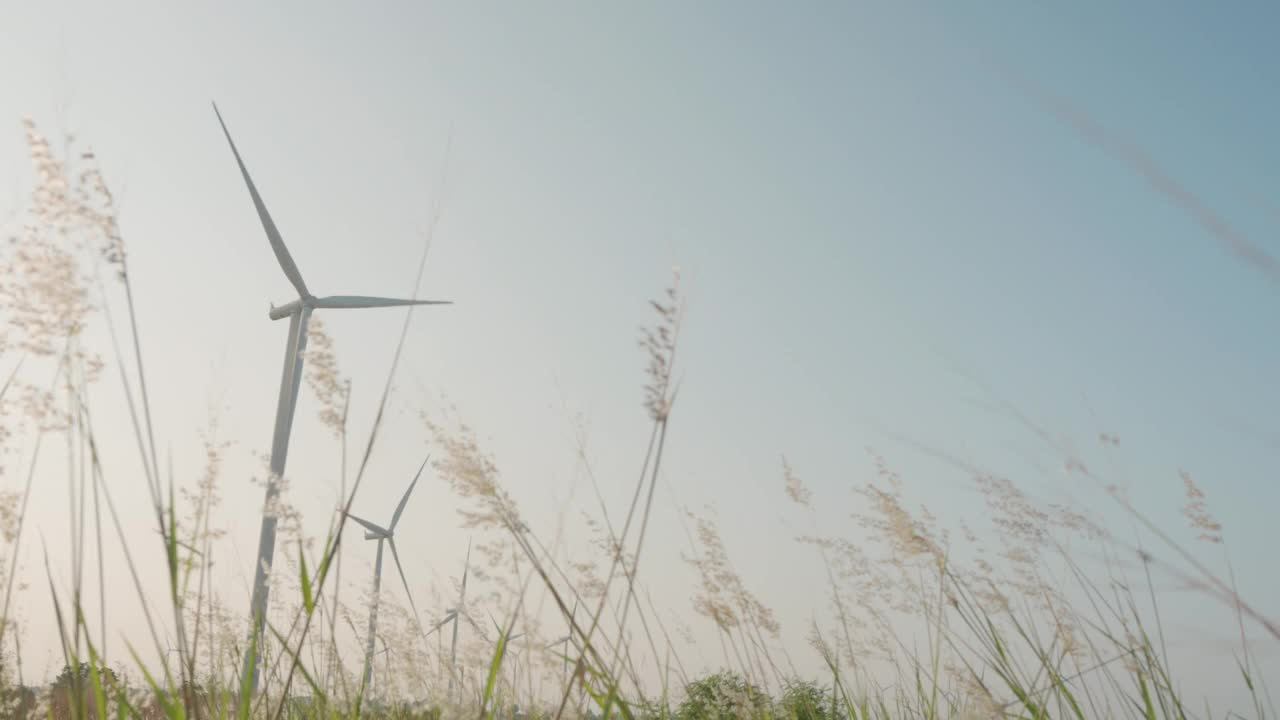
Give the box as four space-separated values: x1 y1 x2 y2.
345 512 386 538
449 538 472 676
461 610 488 639
211 103 310 298
487 614 523 645
427 611 455 635
390 455 429 532
449 608 460 670
459 539 471 600
312 296 451 310
387 538 420 623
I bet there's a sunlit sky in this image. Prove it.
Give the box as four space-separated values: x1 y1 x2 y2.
2 0 1278 708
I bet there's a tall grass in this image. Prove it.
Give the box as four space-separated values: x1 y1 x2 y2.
0 117 1273 719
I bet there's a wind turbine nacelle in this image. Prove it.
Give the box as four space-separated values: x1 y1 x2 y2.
365 531 381 540
268 298 306 321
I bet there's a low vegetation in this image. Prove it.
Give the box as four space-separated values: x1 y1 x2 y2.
0 119 1272 719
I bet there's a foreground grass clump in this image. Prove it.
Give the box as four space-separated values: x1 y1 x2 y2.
0 118 1273 719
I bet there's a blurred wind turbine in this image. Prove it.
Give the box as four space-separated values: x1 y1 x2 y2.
508 643 527 709
346 458 430 690
213 104 450 690
485 613 527 711
443 540 482 694
547 634 574 686
487 613 525 646
548 600 580 685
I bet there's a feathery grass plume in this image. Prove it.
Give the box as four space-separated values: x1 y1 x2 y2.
71 150 126 279
782 456 811 508
855 452 944 570
245 453 307 563
568 553 608 601
1179 469 1222 545
425 409 526 537
640 266 682 422
683 511 780 641
0 492 18 545
303 315 349 436
583 513 635 578
1 120 97 359
180 432 230 563
0 378 13 482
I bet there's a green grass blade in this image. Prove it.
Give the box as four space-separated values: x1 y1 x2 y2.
480 628 508 719
300 546 314 614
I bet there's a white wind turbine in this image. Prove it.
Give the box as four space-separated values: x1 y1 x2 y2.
346 458 430 691
438 540 483 695
212 104 450 690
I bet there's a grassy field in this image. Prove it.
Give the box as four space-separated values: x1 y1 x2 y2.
0 117 1274 720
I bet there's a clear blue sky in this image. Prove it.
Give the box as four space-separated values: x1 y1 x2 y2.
1 0 1276 706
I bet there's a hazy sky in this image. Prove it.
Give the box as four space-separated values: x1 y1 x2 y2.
2 0 1277 707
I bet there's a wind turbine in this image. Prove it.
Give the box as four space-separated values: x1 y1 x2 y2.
548 600 580 686
506 633 527 710
345 458 430 691
482 612 526 713
417 548 487 700
547 634 575 687
212 104 450 690
442 540 482 695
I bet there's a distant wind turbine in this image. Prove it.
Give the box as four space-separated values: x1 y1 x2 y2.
548 600 580 686
495 619 526 707
547 634 574 686
442 540 483 695
482 611 526 709
346 458 430 691
212 104 451 690
487 613 525 646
